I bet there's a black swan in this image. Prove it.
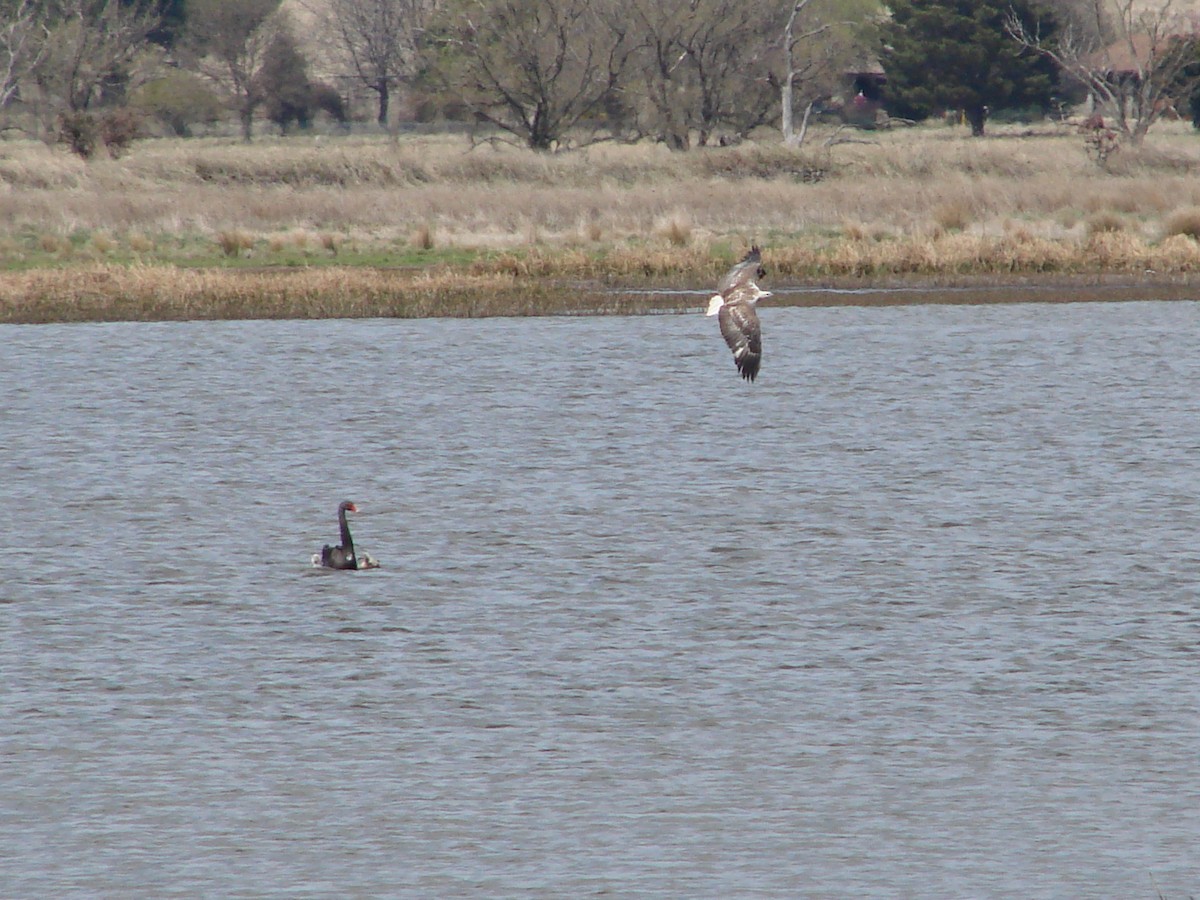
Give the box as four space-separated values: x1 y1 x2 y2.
313 500 380 570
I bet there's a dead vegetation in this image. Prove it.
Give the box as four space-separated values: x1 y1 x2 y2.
3 121 1200 322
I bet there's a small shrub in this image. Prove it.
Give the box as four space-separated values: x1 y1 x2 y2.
660 216 692 246
320 233 341 255
56 108 142 159
842 221 868 241
933 199 973 232
1083 128 1119 167
91 232 117 255
1163 207 1200 240
311 83 347 127
1086 211 1126 235
58 112 98 160
127 232 154 253
98 108 142 159
1108 191 1142 215
1056 209 1079 231
216 230 255 257
413 224 434 250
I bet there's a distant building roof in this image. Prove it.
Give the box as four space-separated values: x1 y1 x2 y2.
845 57 885 78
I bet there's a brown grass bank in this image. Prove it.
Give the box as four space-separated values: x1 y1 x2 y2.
4 122 1200 322
0 265 691 324
2 258 1198 325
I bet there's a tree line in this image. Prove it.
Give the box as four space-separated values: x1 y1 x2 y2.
1 0 1199 157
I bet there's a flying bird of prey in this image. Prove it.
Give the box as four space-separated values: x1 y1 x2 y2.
706 245 772 382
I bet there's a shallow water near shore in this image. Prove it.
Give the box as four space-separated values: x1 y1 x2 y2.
3 300 1199 896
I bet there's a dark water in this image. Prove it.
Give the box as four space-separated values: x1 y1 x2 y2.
3 302 1199 897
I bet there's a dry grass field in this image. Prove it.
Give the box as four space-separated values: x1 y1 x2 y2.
3 119 1200 321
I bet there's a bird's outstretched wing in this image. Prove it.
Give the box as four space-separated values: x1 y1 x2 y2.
718 297 762 382
717 244 766 294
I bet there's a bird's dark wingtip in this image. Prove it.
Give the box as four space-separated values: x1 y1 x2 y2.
735 360 760 381
746 244 765 279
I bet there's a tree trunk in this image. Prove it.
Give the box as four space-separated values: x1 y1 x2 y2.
781 75 795 145
966 105 986 137
1130 116 1151 145
664 128 690 151
376 78 389 127
240 105 253 142
529 105 554 150
794 101 814 148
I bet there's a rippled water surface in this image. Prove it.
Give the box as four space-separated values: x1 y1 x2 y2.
4 302 1200 897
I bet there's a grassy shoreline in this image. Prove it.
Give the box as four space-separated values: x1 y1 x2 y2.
4 124 1200 323
1 261 1197 325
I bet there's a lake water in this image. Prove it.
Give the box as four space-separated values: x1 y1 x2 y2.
3 301 1199 897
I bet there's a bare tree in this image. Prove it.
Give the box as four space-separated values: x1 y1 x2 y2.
30 0 161 113
1036 0 1107 48
779 0 878 146
185 0 282 141
319 0 436 127
625 0 777 150
1008 0 1200 144
0 0 49 110
435 0 633 150
624 0 701 149
679 0 777 145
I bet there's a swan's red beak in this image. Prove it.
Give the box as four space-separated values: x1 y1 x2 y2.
347 503 359 513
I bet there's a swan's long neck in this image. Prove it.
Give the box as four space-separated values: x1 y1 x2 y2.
338 508 355 554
